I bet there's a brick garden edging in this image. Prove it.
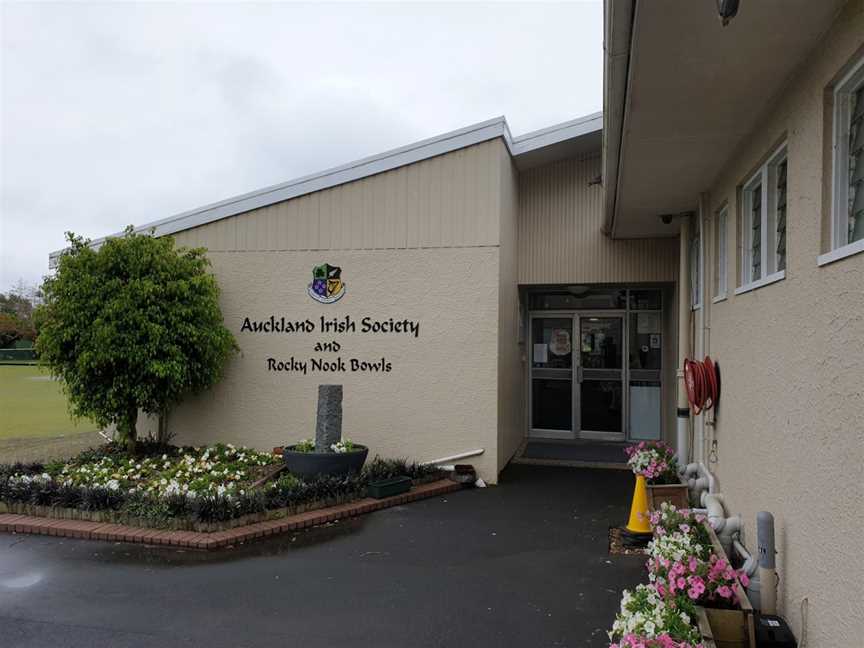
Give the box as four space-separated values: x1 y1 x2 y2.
0 478 461 550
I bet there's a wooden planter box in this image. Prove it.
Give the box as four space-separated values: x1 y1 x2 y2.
700 522 756 648
695 607 718 647
646 476 690 510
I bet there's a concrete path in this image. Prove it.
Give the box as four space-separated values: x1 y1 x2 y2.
0 464 644 647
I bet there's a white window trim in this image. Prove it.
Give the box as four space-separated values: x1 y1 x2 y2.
734 270 785 296
740 142 787 291
829 53 864 256
690 219 702 311
817 237 864 266
714 206 728 300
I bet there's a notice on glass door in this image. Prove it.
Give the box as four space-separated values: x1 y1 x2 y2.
533 343 548 364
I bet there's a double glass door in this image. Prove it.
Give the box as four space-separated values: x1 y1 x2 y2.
530 313 624 440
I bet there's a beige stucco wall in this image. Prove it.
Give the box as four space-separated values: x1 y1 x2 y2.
167 247 501 481
160 139 511 482
700 2 864 644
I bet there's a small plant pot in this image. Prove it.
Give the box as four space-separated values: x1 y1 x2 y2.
448 464 476 485
367 475 411 499
282 444 368 478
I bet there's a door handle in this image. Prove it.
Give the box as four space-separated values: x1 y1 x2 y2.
576 366 583 383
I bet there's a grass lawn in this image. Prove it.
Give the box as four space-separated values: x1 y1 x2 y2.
0 365 98 440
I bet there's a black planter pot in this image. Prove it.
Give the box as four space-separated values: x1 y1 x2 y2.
282 445 369 478
367 475 411 499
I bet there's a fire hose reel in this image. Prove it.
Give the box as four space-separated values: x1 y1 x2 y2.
684 356 721 415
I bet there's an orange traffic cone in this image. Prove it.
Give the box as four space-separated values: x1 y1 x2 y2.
625 474 651 534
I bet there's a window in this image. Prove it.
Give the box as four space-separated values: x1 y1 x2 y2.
739 143 787 291
825 54 864 263
689 223 701 309
714 206 728 299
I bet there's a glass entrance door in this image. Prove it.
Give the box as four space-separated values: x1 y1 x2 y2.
577 316 624 440
529 317 574 438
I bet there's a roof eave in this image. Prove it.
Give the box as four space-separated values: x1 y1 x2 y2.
601 0 635 239
49 113 603 267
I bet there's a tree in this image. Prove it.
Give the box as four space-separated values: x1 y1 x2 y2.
37 228 237 453
0 313 34 348
0 279 42 342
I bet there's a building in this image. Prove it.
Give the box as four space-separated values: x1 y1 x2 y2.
50 1 862 644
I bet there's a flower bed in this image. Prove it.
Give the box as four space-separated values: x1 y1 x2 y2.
607 502 755 648
0 442 441 532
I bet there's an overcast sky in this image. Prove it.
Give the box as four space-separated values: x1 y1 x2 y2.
0 1 602 292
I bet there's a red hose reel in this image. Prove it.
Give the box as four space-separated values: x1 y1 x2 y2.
684 356 721 415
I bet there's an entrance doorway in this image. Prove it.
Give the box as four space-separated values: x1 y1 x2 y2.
529 313 625 441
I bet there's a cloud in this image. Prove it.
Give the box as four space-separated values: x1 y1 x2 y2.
0 1 602 291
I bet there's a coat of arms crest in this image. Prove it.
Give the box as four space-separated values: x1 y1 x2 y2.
308 263 345 303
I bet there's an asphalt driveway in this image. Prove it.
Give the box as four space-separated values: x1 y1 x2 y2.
0 464 644 648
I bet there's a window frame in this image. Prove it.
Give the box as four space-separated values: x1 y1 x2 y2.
737 142 788 294
823 53 864 265
713 205 728 301
690 220 702 310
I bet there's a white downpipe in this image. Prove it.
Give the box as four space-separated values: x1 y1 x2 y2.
702 491 741 554
421 449 484 466
676 217 692 467
676 417 689 470
733 538 759 577
683 462 716 497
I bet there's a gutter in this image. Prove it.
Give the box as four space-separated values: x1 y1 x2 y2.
601 0 636 238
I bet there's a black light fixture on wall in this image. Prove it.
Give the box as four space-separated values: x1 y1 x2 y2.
716 0 739 26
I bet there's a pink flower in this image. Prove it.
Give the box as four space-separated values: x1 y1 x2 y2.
716 585 732 598
677 577 686 589
738 571 750 587
688 556 698 572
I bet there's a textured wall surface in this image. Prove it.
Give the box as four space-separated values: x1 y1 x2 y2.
517 155 679 284
164 140 509 481
167 247 502 481
701 3 864 644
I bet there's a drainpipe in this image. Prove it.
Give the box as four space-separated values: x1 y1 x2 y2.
757 511 778 615
676 218 692 467
732 538 759 577
701 491 741 555
683 462 716 497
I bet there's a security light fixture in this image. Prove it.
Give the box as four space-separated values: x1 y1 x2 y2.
716 0 739 26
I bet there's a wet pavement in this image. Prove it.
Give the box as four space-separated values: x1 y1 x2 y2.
0 464 644 647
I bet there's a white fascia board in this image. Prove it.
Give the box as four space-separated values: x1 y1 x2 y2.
510 112 602 155
49 112 602 266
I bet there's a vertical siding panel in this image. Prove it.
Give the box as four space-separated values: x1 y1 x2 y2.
406 163 420 248
154 140 507 254
517 155 678 284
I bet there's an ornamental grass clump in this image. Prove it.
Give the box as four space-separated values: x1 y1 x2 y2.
608 583 705 648
624 441 679 484
362 456 441 482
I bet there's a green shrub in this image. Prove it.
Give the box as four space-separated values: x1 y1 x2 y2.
37 229 237 453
